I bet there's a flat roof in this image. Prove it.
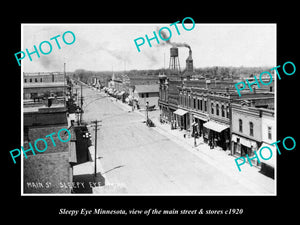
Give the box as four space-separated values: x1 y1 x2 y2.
24 82 67 88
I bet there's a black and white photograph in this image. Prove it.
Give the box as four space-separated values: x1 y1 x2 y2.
4 11 298 221
20 23 276 195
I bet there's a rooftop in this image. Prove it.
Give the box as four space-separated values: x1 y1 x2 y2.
24 82 67 88
134 84 159 93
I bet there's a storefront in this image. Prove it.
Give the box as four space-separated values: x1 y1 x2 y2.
231 134 261 167
259 142 275 178
192 114 208 138
203 120 230 150
174 108 189 130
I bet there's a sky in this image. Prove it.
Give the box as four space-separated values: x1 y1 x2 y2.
22 23 276 73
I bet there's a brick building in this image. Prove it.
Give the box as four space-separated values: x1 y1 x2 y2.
23 72 67 102
23 104 74 193
23 72 76 194
231 102 275 177
159 72 274 151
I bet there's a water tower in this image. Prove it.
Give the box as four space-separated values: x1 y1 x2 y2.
169 47 181 75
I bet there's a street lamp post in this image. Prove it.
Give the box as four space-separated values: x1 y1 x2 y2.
76 108 81 125
146 101 149 125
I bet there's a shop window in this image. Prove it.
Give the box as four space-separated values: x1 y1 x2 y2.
239 119 243 133
268 126 272 140
249 122 254 136
221 105 225 117
226 106 229 118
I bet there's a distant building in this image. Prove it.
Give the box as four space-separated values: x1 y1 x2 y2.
24 72 65 83
23 72 67 104
133 84 159 108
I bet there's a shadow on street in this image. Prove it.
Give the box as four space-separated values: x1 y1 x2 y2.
72 172 105 194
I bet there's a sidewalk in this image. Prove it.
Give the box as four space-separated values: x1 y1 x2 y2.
112 98 275 195
153 119 275 194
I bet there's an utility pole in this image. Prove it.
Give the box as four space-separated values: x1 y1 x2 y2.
146 101 149 125
64 63 66 107
90 120 101 180
80 84 83 124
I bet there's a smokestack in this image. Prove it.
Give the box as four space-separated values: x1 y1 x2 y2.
186 49 193 73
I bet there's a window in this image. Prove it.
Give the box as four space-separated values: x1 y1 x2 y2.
197 99 200 110
30 93 38 99
146 93 149 98
221 105 225 117
268 126 272 140
226 106 229 118
40 78 42 82
200 99 203 111
30 79 32 82
193 98 196 109
204 100 207 112
24 79 27 83
211 103 214 114
239 119 243 132
249 122 254 136
141 93 144 98
35 78 38 82
216 104 219 116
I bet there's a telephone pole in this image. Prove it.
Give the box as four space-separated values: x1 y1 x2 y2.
79 84 83 124
90 120 102 180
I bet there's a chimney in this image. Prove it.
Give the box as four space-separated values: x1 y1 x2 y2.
186 49 193 72
185 49 193 81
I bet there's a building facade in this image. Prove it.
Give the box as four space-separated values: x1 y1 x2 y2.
231 102 275 171
133 84 159 108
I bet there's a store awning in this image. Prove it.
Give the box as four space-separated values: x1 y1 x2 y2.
240 137 252 148
203 120 229 133
174 109 188 116
231 134 238 142
232 134 258 149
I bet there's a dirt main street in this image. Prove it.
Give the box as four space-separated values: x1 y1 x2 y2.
77 85 274 195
